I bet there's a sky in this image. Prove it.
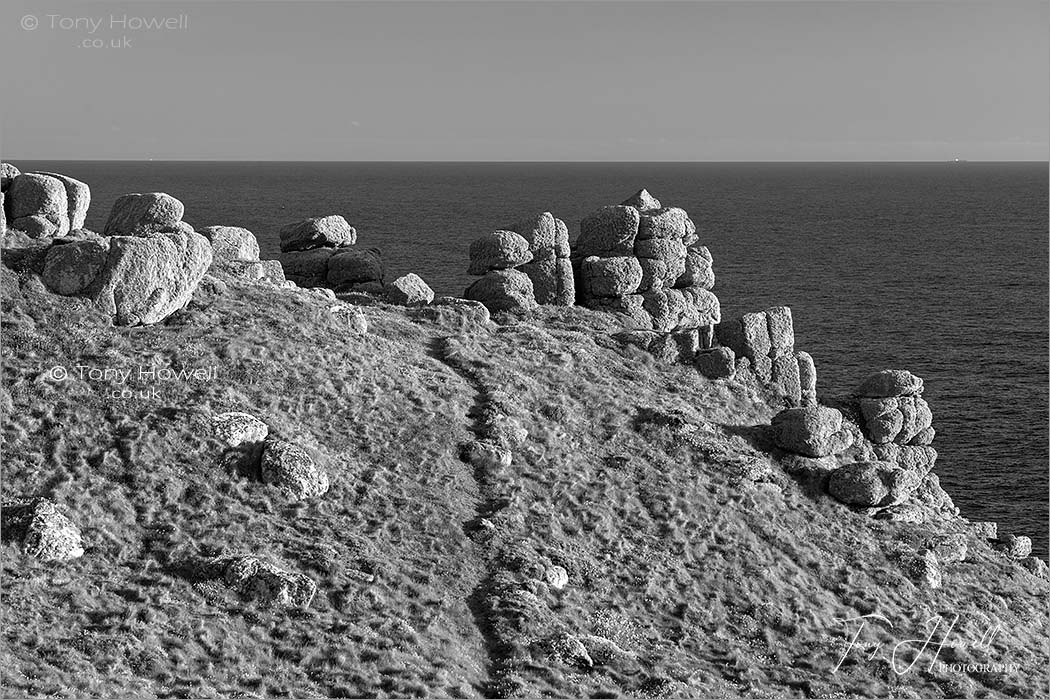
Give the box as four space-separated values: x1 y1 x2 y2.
1 0 1047 161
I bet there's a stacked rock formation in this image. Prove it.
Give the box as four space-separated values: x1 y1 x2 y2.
853 369 934 446
199 225 287 287
277 215 384 293
1 163 90 238
503 212 574 306
574 190 720 335
464 229 537 314
715 306 816 406
37 191 213 325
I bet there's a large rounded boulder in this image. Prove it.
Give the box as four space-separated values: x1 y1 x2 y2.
771 405 853 458
104 192 185 236
856 369 924 398
279 215 356 252
468 230 532 275
464 268 537 314
827 461 921 507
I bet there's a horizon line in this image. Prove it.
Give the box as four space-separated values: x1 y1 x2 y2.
3 158 1048 164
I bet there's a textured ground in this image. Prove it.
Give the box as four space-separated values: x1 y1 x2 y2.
1 268 1048 698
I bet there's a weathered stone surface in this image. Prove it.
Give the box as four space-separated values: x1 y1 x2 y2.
858 398 904 444
411 297 492 332
673 328 700 362
260 440 329 499
771 353 802 405
89 228 213 325
991 535 1033 559
468 230 532 275
971 520 998 539
648 287 720 332
41 238 110 295
212 412 268 447
552 257 575 306
327 247 383 290
198 225 260 263
588 293 650 328
279 248 334 287
828 461 892 506
634 237 687 261
580 256 642 298
278 215 356 252
576 206 640 257
637 257 676 292
620 188 662 211
893 445 938 477
765 306 794 358
1020 556 1049 578
464 268 537 314
716 311 771 363
696 347 735 379
612 329 661 352
677 247 714 289
463 440 512 470
1 497 84 561
646 333 680 363
873 503 926 523
104 192 185 237
907 551 942 589
8 173 70 237
545 565 569 589
796 351 817 406
220 555 317 609
36 172 90 231
898 396 933 444
909 472 958 520
509 212 558 253
909 426 936 445
637 207 689 240
218 259 287 287
772 406 853 458
386 273 434 306
0 162 19 191
856 369 924 398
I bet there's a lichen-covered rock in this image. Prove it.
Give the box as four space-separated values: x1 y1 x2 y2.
468 230 532 275
212 412 269 447
771 406 853 458
7 173 70 238
856 369 924 398
464 269 537 315
588 293 651 329
88 227 213 325
716 311 771 363
576 206 640 257
385 272 434 306
554 218 571 259
928 534 968 563
637 207 690 240
581 256 642 298
103 192 185 237
910 472 958 520
278 215 356 252
771 353 802 405
677 247 714 289
991 535 1033 559
765 306 794 358
35 172 90 231
828 461 893 506
521 255 575 305
906 551 942 589
41 238 110 295
696 347 735 379
875 444 938 477
858 398 904 444
327 247 384 290
260 440 329 499
620 188 661 212
198 225 260 263
220 555 317 609
509 212 558 254
1 497 84 561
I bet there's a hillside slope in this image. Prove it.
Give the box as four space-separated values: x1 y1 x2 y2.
1 268 1048 699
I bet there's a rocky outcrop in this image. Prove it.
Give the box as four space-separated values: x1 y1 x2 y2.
771 406 853 458
505 212 574 305
198 225 260 263
992 534 1033 559
104 192 184 236
5 172 90 238
716 306 813 405
385 272 434 306
277 215 382 293
827 461 920 507
465 268 537 315
575 193 718 335
851 370 933 445
1 497 84 561
199 554 317 609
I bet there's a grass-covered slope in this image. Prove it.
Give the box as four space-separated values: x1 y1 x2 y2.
2 268 1048 699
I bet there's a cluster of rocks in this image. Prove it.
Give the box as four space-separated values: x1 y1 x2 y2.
196 554 318 609
213 411 330 500
574 190 720 336
715 306 816 405
199 225 286 288
850 369 935 445
1 497 84 562
277 215 384 294
1 164 90 238
463 211 575 315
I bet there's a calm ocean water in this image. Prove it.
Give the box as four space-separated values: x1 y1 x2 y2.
17 161 1050 557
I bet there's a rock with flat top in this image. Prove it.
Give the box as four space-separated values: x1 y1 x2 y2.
386 273 434 306
637 207 690 241
468 230 532 275
716 311 771 363
581 256 642 298
856 369 924 398
199 226 260 263
576 206 640 257
104 192 185 237
327 247 384 290
279 215 356 252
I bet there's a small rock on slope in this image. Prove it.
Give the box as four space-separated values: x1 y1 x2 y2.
260 440 329 499
1 497 84 561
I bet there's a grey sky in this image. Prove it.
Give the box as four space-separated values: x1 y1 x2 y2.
2 0 1047 161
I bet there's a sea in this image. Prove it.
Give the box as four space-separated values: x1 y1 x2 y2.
15 161 1050 558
